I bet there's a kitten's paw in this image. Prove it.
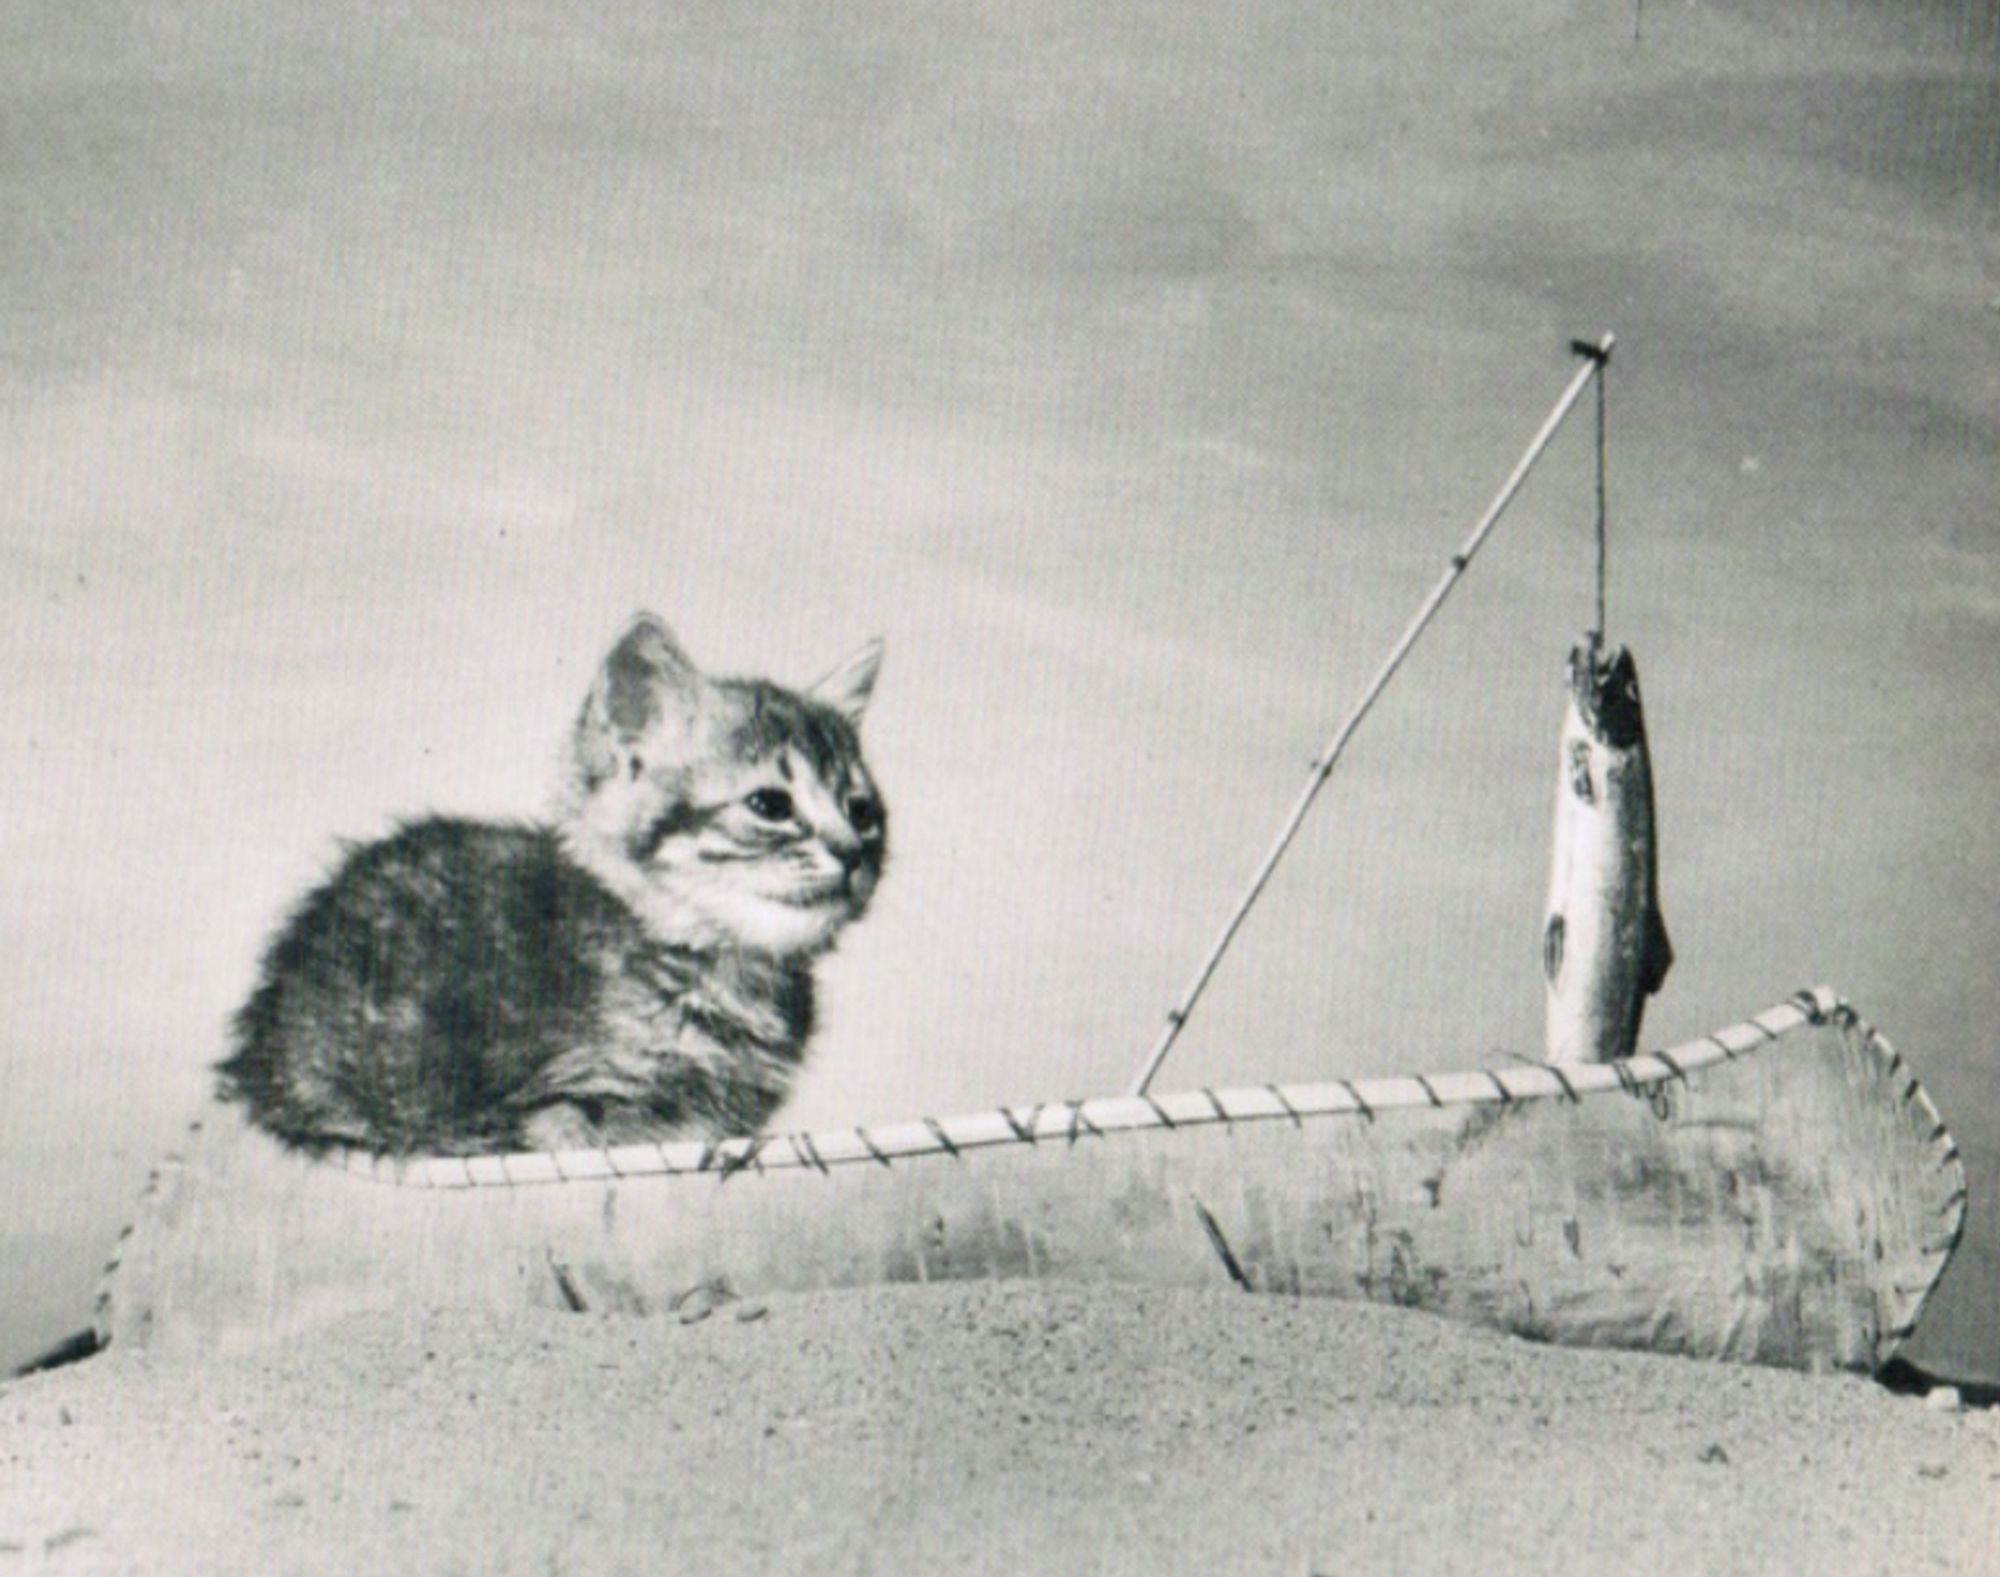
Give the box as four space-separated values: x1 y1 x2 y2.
521 1102 603 1153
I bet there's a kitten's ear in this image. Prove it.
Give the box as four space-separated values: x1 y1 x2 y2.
573 613 704 784
809 637 884 727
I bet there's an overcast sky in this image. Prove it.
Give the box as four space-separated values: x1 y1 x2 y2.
4 0 1995 1376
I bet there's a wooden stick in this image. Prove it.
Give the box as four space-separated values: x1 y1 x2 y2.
1128 334 1615 1097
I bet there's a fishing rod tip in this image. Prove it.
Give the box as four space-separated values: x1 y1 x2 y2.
1568 333 1615 364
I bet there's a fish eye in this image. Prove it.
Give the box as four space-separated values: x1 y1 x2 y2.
745 787 795 822
847 795 880 834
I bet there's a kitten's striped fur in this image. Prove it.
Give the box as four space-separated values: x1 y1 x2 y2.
217 614 885 1155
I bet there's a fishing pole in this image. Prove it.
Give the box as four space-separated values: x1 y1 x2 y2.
1128 333 1615 1097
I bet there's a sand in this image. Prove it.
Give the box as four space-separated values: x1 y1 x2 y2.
3 1284 1995 1575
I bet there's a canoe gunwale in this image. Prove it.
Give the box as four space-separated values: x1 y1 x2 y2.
313 986 1879 1190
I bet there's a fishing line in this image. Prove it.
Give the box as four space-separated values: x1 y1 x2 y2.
1128 334 1615 1098
1593 342 1608 643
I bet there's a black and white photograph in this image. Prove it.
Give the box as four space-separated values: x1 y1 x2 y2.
4 1 1997 1569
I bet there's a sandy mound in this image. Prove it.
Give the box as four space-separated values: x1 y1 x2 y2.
3 1283 1995 1574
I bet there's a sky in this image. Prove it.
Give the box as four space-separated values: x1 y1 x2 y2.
3 0 1996 1378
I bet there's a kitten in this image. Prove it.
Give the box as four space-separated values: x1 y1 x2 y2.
215 614 886 1156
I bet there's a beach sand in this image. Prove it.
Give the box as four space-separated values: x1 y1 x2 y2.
4 1283 1995 1574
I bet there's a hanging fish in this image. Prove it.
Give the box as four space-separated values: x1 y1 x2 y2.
1543 635 1673 1063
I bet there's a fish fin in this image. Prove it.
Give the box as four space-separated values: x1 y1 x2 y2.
1543 913 1565 986
1567 739 1595 803
1640 908 1674 996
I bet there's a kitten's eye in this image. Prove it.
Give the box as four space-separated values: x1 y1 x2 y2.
847 795 881 834
745 787 795 822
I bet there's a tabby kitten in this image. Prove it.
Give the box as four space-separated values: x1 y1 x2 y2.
216 614 886 1156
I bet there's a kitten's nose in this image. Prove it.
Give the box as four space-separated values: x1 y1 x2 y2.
822 827 865 872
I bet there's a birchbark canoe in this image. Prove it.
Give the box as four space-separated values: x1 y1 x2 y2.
96 988 1965 1373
